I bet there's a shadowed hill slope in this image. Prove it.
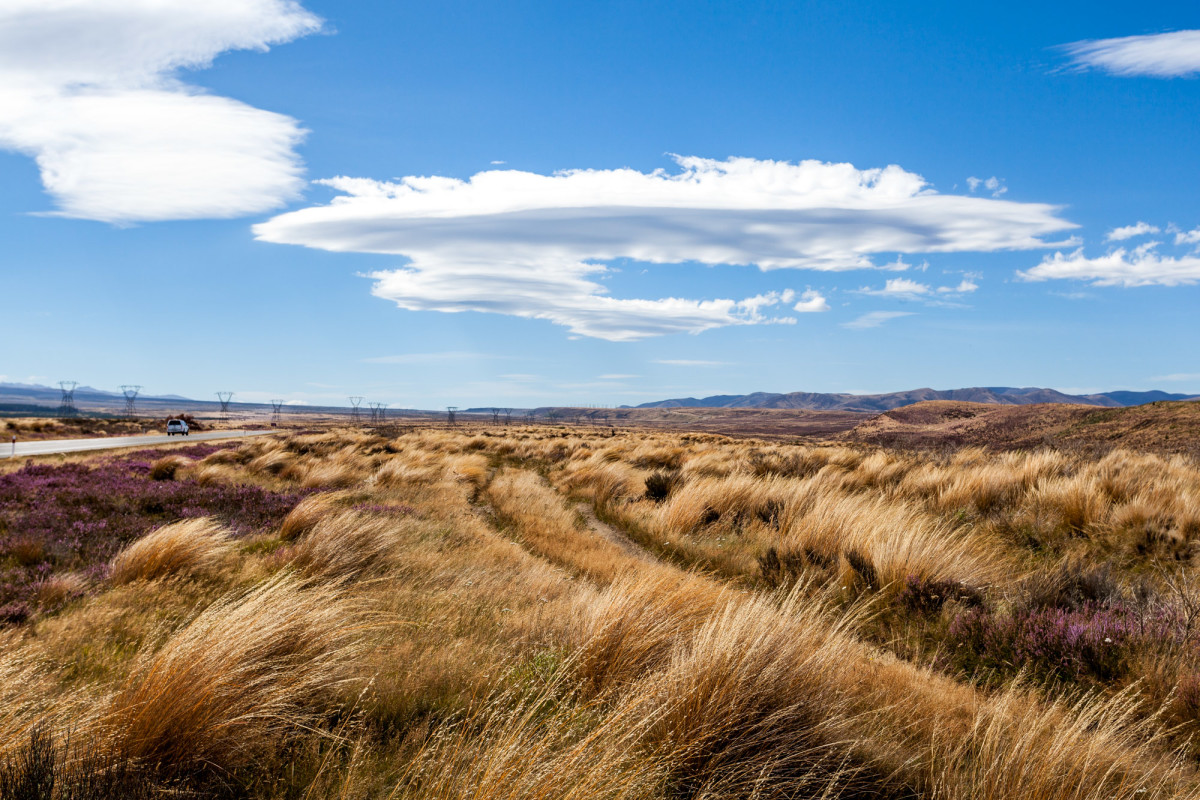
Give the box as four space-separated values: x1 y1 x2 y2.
843 399 1200 455
634 386 1198 412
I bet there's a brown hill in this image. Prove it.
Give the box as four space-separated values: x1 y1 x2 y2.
542 406 867 439
844 399 1200 455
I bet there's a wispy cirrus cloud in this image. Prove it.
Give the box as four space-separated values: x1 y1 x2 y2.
1062 30 1200 78
256 155 1075 340
841 311 915 329
0 0 321 223
967 176 1007 197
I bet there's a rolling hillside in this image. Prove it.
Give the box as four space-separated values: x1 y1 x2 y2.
634 386 1197 412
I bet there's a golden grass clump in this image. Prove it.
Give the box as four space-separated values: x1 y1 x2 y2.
931 685 1196 800
393 683 665 800
109 518 233 585
775 488 1002 589
148 454 191 481
32 572 88 609
278 491 342 541
104 573 364 777
287 511 401 580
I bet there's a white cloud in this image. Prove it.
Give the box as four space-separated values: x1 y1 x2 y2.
937 279 979 294
841 311 915 329
1063 30 1200 78
654 359 728 367
793 289 830 313
856 277 932 299
256 155 1075 340
1152 373 1200 382
0 0 321 223
599 374 640 379
855 276 977 303
1019 247 1200 287
967 176 1006 198
1174 226 1200 246
1106 221 1160 241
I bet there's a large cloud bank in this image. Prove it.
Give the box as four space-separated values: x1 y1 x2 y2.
255 156 1075 340
1064 30 1200 78
0 0 321 222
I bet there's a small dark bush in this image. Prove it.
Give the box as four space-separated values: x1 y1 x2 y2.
758 546 835 587
843 549 878 587
644 470 683 502
898 574 983 615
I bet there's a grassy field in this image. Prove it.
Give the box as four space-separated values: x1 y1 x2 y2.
3 424 1200 798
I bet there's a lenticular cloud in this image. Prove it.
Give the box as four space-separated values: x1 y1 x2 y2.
255 156 1075 340
0 0 322 223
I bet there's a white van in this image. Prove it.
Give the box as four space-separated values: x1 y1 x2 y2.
166 419 189 436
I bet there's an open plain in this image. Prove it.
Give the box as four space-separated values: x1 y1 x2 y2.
2 408 1200 797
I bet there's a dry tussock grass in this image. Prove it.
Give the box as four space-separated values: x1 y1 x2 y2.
288 510 403 580
9 425 1200 797
109 518 233 585
278 491 343 541
104 572 364 777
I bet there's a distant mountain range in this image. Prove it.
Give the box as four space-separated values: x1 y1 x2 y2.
631 387 1199 413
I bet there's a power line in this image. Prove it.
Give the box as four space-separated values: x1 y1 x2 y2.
120 385 141 420
58 381 78 418
216 391 233 421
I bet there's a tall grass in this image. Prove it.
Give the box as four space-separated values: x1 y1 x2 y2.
11 425 1200 798
109 518 232 585
104 573 364 778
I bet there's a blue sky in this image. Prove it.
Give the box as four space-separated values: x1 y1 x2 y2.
1 0 1198 409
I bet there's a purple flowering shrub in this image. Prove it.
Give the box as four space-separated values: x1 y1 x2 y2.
0 446 309 622
947 603 1174 685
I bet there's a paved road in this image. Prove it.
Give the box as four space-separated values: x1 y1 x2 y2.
1 429 277 459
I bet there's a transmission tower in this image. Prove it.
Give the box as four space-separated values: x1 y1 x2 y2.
120 385 141 420
57 381 78 417
270 399 284 425
378 403 387 423
348 396 363 424
216 391 233 421
504 408 512 425
491 408 500 425
447 406 458 426
368 402 381 424
525 409 536 423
